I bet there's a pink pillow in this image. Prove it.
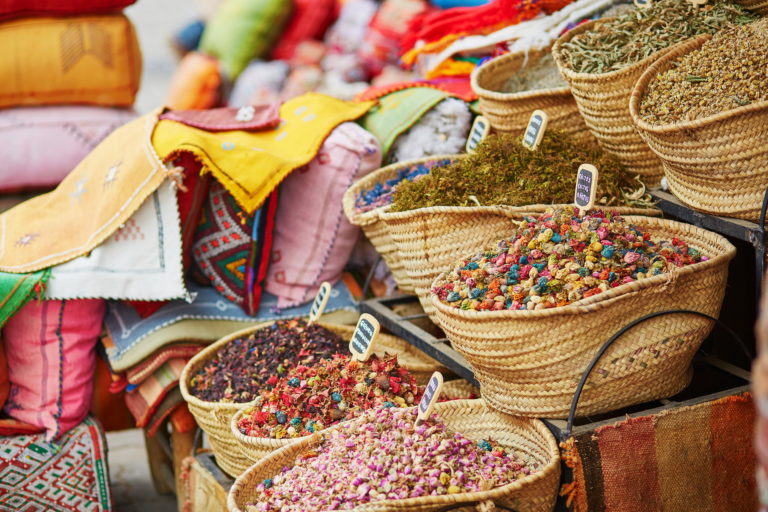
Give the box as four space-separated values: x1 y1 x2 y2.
0 106 136 192
3 299 106 440
265 122 381 308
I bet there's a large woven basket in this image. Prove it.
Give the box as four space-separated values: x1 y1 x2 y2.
180 321 447 477
380 205 660 321
629 34 768 221
227 399 561 512
552 19 671 186
431 216 736 418
737 0 768 14
342 156 459 294
471 47 593 144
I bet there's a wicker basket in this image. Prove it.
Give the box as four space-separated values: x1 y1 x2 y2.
380 205 660 321
471 47 593 144
431 216 736 418
552 19 671 186
737 0 768 14
342 156 459 294
629 34 768 221
227 399 561 512
180 322 447 477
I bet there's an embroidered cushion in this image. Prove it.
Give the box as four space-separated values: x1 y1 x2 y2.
264 122 382 308
199 0 292 80
3 299 106 440
0 14 141 108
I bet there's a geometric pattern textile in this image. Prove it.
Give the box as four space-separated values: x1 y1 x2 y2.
0 416 111 511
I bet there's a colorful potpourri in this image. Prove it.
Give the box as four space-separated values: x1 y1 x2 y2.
188 319 346 403
353 159 452 213
237 354 421 439
247 407 535 511
433 208 707 311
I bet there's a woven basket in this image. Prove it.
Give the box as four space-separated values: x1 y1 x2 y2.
471 47 593 144
552 19 672 186
737 0 768 14
343 156 460 294
380 205 660 321
431 216 736 418
180 322 447 477
629 34 768 221
227 399 560 512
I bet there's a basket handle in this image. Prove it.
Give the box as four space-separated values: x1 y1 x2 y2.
434 501 516 511
563 309 747 439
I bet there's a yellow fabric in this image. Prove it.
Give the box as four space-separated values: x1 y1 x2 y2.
152 93 374 213
0 14 141 108
425 59 476 80
401 33 462 66
0 112 167 273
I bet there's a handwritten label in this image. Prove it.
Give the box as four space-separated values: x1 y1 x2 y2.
465 116 491 154
349 313 380 361
633 0 652 8
416 372 444 423
308 281 332 325
574 164 599 214
522 110 549 151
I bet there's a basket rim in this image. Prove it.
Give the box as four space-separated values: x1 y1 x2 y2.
429 215 736 320
381 203 660 220
552 18 678 81
629 32 768 133
227 399 560 512
342 154 462 227
470 47 571 102
231 407 299 450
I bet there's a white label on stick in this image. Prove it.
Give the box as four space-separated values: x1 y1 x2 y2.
574 164 599 214
633 0 652 8
308 281 332 324
466 116 491 154
416 372 444 423
349 313 380 361
522 110 549 151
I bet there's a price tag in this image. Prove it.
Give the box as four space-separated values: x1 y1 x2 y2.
465 116 490 154
574 164 599 215
307 281 332 325
687 0 707 5
522 110 549 151
349 313 380 361
633 0 652 8
416 372 444 424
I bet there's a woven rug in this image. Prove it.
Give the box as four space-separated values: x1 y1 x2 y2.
0 416 111 511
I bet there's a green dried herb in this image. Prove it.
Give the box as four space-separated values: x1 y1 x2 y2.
558 0 755 74
390 130 652 212
640 18 768 124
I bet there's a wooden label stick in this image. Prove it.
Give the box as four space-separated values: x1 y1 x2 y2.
308 281 332 325
416 372 444 424
522 110 549 151
349 313 380 362
574 164 599 217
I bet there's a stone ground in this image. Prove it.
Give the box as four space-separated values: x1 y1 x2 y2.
108 1 201 510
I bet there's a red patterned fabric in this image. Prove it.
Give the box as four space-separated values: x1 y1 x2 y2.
158 103 281 132
271 0 338 61
355 76 477 102
0 0 135 20
358 0 429 76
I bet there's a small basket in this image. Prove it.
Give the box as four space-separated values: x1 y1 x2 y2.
380 205 660 321
430 216 736 418
629 34 768 221
552 19 671 185
227 399 561 512
342 156 459 294
180 322 447 477
471 47 594 144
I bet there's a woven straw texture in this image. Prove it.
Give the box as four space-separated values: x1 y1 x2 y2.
552 19 670 186
380 205 660 321
343 156 459 294
180 322 447 477
737 0 768 14
431 217 736 418
630 34 768 221
227 399 561 512
471 47 594 144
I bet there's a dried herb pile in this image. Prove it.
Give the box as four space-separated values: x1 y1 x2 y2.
390 130 650 212
640 18 768 124
354 160 451 214
247 407 534 511
502 53 566 93
236 354 420 439
188 319 346 403
558 0 755 74
433 207 706 311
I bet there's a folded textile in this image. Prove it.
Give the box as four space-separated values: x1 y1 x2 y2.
45 180 186 301
125 357 188 428
355 76 477 102
125 343 204 385
152 93 374 213
158 103 280 132
0 269 50 329
103 280 357 371
0 106 137 192
0 416 112 511
145 388 185 437
0 14 141 108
